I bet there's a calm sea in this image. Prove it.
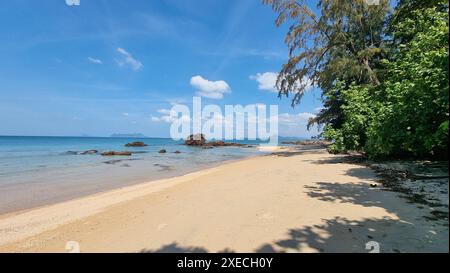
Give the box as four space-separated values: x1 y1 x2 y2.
0 136 274 214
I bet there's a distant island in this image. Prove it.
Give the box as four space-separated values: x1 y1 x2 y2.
110 133 147 138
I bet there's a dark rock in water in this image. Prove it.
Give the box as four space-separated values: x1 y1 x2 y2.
104 159 122 165
185 134 206 146
174 151 181 154
79 150 98 155
103 158 140 165
206 141 244 147
101 151 132 156
370 183 378 188
154 163 172 171
184 134 244 148
158 149 167 153
64 150 98 155
202 146 214 149
125 141 148 147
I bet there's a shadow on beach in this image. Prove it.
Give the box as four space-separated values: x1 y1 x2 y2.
141 216 447 253
140 165 449 253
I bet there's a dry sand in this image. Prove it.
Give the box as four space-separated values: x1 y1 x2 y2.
0 146 448 253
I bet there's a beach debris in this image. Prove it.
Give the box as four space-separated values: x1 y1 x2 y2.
158 149 167 153
125 141 148 147
101 151 132 156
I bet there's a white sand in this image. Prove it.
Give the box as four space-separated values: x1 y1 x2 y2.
0 147 447 253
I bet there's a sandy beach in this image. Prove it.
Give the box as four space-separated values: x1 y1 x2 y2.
0 146 448 253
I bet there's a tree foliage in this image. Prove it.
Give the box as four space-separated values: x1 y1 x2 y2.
265 0 449 159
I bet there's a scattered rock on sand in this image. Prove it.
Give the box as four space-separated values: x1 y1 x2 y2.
101 151 132 156
125 141 148 147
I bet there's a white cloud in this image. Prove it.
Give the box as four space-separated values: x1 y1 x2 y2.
116 48 143 71
87 57 103 65
249 72 278 92
250 72 314 93
157 109 171 115
190 75 231 99
65 0 80 6
151 108 190 124
314 107 324 114
278 112 320 137
151 116 161 122
279 112 316 124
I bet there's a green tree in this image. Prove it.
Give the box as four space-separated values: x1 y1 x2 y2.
263 0 391 112
266 0 449 158
365 2 449 158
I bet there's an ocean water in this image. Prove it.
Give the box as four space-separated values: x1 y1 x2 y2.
0 136 269 214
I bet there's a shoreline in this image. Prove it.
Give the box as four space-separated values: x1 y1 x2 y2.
0 147 282 246
0 146 448 253
0 153 260 245
0 146 267 215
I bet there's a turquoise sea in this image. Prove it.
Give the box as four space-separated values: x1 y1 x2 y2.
0 136 276 214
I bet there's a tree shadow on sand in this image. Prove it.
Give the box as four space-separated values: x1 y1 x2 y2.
256 172 446 252
256 217 406 253
140 163 448 253
141 243 208 253
140 215 446 253
295 180 447 252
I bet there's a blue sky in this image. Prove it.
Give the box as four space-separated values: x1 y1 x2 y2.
0 0 323 138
